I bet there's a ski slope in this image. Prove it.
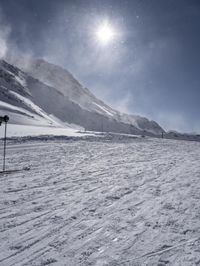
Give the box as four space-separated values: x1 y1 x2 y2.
0 137 200 266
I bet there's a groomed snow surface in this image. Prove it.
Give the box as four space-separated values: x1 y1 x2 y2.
0 136 200 266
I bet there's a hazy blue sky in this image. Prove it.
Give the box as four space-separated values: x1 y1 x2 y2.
0 0 200 133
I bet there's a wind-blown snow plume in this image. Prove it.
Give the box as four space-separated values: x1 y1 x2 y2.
0 9 10 59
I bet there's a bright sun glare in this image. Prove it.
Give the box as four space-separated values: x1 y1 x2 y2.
96 22 115 45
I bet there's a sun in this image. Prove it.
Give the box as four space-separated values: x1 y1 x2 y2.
95 21 115 45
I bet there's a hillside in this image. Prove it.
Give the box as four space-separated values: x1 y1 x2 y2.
1 56 164 135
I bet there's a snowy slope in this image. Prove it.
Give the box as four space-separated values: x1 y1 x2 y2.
4 56 164 135
0 137 200 265
0 60 63 127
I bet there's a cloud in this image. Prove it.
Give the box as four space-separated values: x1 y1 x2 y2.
156 112 192 133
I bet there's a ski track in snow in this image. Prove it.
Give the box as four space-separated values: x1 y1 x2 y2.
0 137 200 266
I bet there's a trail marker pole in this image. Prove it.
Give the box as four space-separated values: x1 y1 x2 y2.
0 115 9 172
3 121 7 171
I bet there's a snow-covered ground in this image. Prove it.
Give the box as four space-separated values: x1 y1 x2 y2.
0 137 200 266
0 124 89 138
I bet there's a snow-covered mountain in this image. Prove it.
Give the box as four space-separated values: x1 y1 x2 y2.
0 57 164 135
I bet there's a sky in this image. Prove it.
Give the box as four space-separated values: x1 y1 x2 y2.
0 0 200 133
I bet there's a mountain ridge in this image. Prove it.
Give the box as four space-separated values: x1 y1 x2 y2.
0 56 164 135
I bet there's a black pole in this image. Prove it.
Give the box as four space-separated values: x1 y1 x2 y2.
3 122 7 171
